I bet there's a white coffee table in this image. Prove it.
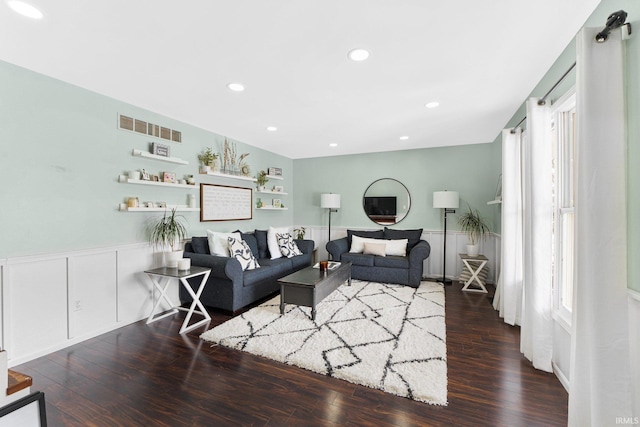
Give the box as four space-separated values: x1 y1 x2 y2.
144 266 211 334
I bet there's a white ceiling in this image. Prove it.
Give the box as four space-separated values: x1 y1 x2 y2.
0 0 601 159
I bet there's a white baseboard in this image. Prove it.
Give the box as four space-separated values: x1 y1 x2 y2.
552 361 570 392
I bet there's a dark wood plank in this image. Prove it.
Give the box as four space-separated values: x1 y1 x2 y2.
13 281 568 426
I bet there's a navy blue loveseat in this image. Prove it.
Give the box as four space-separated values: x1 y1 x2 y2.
326 228 430 287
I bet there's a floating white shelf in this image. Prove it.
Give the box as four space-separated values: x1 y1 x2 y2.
132 149 188 165
256 190 288 195
257 206 288 210
266 175 284 181
201 171 257 182
122 178 197 189
487 198 502 205
119 205 199 212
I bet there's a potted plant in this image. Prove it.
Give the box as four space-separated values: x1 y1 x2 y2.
457 203 490 257
198 147 218 173
255 170 269 191
294 227 306 240
148 208 188 267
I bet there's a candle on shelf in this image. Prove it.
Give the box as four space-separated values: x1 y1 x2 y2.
177 258 191 271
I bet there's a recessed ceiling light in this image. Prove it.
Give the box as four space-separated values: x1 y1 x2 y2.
399 136 409 140
227 82 245 92
266 126 277 132
329 143 338 147
425 101 440 109
7 1 43 19
348 48 370 62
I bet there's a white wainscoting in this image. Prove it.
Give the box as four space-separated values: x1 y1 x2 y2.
629 289 640 416
302 225 501 284
1 243 172 366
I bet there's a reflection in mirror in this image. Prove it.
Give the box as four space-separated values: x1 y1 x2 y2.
363 178 411 225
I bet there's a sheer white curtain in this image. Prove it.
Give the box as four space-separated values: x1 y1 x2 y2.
568 27 634 426
493 129 523 326
520 98 553 372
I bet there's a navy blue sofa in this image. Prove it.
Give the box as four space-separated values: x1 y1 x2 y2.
181 230 314 313
326 228 430 287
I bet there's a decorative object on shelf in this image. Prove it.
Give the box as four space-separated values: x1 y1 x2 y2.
222 139 243 175
433 190 459 285
151 174 160 182
186 174 195 185
256 198 263 208
147 208 188 268
151 142 170 157
146 202 155 208
255 170 269 191
268 167 282 176
198 147 218 173
127 196 140 208
188 194 196 208
321 193 341 244
274 185 284 192
457 202 490 257
272 198 282 208
129 170 141 180
294 227 306 240
141 169 150 181
238 152 251 176
158 202 166 208
163 172 177 183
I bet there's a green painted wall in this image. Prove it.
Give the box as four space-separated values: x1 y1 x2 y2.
486 0 640 291
292 145 497 232
0 60 293 259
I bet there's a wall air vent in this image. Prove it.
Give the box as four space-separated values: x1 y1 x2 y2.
118 114 182 143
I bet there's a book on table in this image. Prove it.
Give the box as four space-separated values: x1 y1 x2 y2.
312 262 341 270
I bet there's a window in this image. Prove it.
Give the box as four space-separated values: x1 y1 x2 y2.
551 89 576 326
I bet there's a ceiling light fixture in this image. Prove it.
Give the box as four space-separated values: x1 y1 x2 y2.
348 48 370 62
329 143 338 147
227 82 245 92
7 1 43 19
266 126 277 132
425 101 440 109
399 136 409 140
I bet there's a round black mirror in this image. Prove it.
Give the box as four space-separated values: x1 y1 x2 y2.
363 178 411 225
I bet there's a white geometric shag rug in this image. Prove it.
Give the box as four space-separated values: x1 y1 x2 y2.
200 280 447 405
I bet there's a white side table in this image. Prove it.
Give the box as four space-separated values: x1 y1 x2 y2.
458 253 489 293
145 266 211 334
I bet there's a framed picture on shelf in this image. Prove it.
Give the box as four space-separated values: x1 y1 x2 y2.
151 174 160 182
151 142 170 157
272 198 282 208
268 167 282 176
274 185 284 193
163 172 176 183
141 169 150 180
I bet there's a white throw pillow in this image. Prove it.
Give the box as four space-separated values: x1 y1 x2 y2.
207 230 241 257
276 232 303 258
385 239 408 256
228 237 260 270
350 235 384 253
267 226 289 259
363 241 387 257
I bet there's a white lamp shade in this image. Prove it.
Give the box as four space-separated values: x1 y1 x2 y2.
321 193 341 209
433 191 459 209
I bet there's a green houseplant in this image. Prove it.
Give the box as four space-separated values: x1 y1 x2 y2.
457 203 490 257
198 147 218 172
148 208 188 267
255 170 269 191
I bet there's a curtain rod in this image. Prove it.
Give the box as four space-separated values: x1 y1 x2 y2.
509 62 575 133
510 9 629 134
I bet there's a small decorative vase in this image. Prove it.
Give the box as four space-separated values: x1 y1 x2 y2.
166 250 184 268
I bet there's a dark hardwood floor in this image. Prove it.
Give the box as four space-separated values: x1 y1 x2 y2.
14 281 568 426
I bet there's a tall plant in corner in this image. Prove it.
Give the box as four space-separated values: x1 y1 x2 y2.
457 203 490 257
148 208 188 267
